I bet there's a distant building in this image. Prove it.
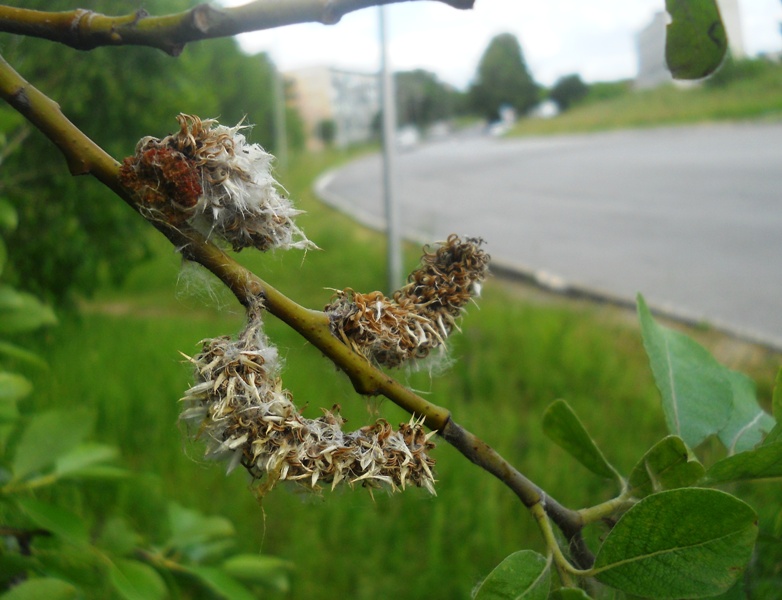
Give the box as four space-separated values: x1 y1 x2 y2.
635 0 746 89
284 66 380 151
636 11 672 89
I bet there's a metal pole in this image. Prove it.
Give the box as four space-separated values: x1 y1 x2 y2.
379 5 403 293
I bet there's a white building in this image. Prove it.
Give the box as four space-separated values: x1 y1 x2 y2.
285 66 380 150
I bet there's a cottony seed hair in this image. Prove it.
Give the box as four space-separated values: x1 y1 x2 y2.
325 235 489 368
120 114 314 252
180 305 436 495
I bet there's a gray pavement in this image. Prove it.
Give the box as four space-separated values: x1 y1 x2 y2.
316 122 782 350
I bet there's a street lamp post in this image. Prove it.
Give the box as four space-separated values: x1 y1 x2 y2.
379 6 403 293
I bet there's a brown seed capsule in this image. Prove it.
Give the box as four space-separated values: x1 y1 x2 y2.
180 304 436 495
120 114 314 252
325 235 489 368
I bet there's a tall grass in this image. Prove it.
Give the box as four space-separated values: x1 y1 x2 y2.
27 145 781 598
512 58 782 137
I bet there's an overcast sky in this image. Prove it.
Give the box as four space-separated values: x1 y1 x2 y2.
222 0 782 88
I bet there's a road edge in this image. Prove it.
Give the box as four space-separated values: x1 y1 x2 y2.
313 168 782 353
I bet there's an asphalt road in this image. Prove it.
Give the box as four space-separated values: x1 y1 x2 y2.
317 123 782 349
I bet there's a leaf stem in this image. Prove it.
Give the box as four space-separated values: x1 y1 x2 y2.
578 492 635 525
530 501 593 584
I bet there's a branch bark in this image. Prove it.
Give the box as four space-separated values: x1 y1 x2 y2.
0 0 474 55
0 50 591 565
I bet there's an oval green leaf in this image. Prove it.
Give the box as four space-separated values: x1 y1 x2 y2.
0 285 57 334
0 198 18 232
718 370 775 454
15 497 89 547
109 559 167 600
594 488 757 598
637 294 733 448
0 371 32 403
549 589 592 600
773 368 782 423
221 553 292 592
55 443 119 479
0 577 77 600
628 435 705 498
0 341 48 369
96 517 141 557
473 550 550 600
12 408 94 480
705 440 782 484
665 0 728 79
0 236 6 277
542 399 620 483
167 502 235 549
184 566 257 600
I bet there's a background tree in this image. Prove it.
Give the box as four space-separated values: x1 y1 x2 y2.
395 69 465 129
549 73 589 111
0 0 303 306
316 118 336 147
468 32 538 121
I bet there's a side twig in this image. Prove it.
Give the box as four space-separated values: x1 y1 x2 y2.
0 0 474 55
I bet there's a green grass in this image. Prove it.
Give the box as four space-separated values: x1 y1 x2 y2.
24 144 782 598
512 59 782 137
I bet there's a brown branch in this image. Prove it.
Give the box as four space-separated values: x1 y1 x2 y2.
0 52 591 564
0 0 474 55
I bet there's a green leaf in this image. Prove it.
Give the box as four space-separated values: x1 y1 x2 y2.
765 424 782 446
473 550 550 600
773 368 782 423
718 370 775 454
56 464 129 480
12 408 94 480
665 0 728 79
108 559 167 600
0 371 32 403
703 581 746 599
184 566 257 600
0 371 31 423
221 553 292 592
15 497 89 547
628 435 705 498
167 502 235 561
0 578 77 600
55 443 119 479
542 399 620 483
705 440 782 484
0 198 18 232
0 236 6 277
593 488 757 597
549 589 592 600
97 516 142 557
0 341 48 369
637 294 733 448
0 554 36 586
0 286 57 334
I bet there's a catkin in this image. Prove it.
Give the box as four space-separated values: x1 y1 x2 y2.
326 235 489 368
180 305 436 495
120 114 314 252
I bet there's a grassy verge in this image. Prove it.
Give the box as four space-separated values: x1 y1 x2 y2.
511 59 782 137
27 146 781 599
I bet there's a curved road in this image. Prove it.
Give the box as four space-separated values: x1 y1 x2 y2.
317 123 782 350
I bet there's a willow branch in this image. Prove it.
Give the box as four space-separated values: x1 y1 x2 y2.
0 0 474 55
0 53 591 565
